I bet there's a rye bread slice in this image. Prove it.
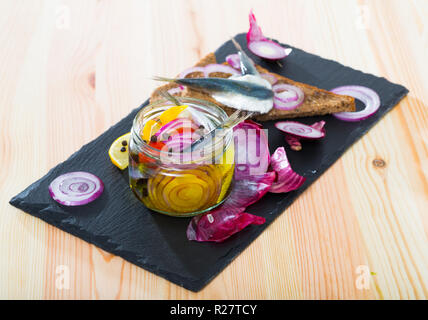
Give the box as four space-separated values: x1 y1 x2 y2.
151 53 355 121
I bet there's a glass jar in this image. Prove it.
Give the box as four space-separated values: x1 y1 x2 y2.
128 97 235 217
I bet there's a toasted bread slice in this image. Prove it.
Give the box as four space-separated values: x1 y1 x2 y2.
151 53 355 121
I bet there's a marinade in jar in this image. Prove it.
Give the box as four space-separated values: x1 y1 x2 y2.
129 98 235 217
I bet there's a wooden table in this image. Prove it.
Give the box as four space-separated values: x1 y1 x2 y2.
1 0 427 300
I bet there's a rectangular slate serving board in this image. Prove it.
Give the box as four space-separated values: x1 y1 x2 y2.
10 33 408 292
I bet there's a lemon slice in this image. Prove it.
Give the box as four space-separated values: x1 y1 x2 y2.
159 105 189 125
109 132 131 170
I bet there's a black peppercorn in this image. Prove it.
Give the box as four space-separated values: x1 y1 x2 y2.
121 140 127 146
120 147 126 152
150 135 157 143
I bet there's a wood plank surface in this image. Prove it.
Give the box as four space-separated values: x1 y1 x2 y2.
0 0 427 300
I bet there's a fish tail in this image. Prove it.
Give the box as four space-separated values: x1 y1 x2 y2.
152 76 176 83
231 37 244 51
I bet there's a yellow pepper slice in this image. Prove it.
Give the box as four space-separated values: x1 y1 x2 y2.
142 119 161 141
159 105 189 125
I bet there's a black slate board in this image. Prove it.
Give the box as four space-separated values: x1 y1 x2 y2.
10 33 408 292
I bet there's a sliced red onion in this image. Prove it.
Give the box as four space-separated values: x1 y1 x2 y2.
178 64 240 80
179 67 205 79
187 208 265 243
225 54 241 69
187 172 275 242
269 147 306 193
275 121 325 139
225 172 276 209
260 73 278 85
247 10 292 60
248 41 292 60
276 90 298 103
282 121 326 151
155 118 199 141
167 86 184 96
233 120 270 179
272 83 304 110
331 85 381 122
49 172 104 206
165 132 195 153
203 63 240 77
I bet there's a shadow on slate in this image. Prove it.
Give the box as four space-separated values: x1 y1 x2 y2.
10 33 408 292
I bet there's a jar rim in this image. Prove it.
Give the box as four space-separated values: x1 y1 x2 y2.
131 97 232 164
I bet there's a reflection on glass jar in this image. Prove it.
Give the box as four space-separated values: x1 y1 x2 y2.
129 98 235 217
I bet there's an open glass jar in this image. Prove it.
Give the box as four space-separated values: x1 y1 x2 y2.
128 97 235 217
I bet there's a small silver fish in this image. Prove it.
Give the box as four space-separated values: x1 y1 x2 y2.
153 76 273 101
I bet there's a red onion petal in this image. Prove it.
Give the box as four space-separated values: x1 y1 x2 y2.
247 10 266 43
187 209 265 243
311 121 326 133
187 172 275 242
331 85 381 122
224 172 276 210
269 147 306 193
49 172 104 206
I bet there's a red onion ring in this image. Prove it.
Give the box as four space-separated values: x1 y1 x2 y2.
178 64 240 80
165 132 195 152
155 118 199 141
275 121 325 139
225 54 241 69
49 172 104 206
203 64 240 77
272 83 304 110
260 73 278 85
167 86 184 96
179 67 205 79
248 41 292 60
331 85 381 122
247 10 292 60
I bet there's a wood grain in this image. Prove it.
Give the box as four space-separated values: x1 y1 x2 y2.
0 0 427 299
